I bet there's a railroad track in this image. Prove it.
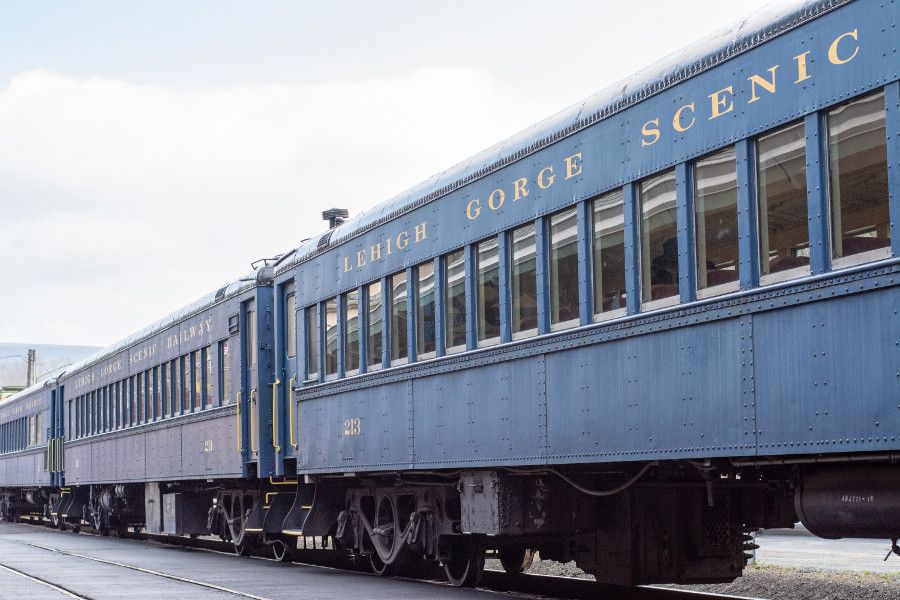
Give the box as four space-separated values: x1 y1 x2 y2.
6 519 768 600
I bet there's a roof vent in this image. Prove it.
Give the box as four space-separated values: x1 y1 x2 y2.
322 208 349 229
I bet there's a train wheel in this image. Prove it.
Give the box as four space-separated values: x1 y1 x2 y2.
272 539 293 563
443 535 486 587
369 552 395 577
498 546 535 575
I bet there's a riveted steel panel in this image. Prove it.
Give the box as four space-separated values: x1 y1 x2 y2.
545 318 749 461
182 414 241 478
116 434 146 482
146 425 182 480
755 288 900 454
92 438 117 483
298 380 413 471
65 444 92 485
411 356 547 468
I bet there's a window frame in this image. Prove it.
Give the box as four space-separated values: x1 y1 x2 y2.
638 169 681 311
443 249 468 355
825 90 892 271
693 146 742 300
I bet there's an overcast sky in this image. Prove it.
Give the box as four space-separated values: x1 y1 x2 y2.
1 0 761 347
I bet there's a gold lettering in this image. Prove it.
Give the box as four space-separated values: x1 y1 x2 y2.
748 66 778 103
673 103 696 132
708 86 735 119
537 166 555 189
414 222 427 242
357 250 366 268
828 29 859 65
641 118 661 146
386 236 392 255
794 51 811 83
370 243 382 262
396 231 409 250
513 177 529 200
488 188 505 210
466 198 482 220
564 152 583 179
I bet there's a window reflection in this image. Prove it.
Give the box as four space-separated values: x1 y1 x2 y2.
592 190 626 314
510 224 537 336
416 263 436 356
827 91 890 261
477 238 501 343
345 290 360 373
324 298 338 377
306 306 319 379
445 250 467 351
550 209 579 327
367 281 383 369
639 170 679 303
694 147 739 292
757 121 810 276
390 272 408 362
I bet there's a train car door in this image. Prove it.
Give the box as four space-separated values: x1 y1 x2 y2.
241 298 260 475
240 285 276 479
273 281 298 476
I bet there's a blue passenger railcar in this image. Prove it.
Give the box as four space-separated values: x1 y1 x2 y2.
271 0 899 586
0 380 57 521
54 269 278 540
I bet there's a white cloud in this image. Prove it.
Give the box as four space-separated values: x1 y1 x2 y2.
0 67 561 346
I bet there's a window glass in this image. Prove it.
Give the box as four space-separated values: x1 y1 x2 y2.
306 306 319 379
107 385 113 430
193 352 202 410
182 356 191 413
390 272 409 362
827 91 890 259
172 359 181 414
138 373 145 424
161 363 168 418
549 209 579 327
367 282 383 369
324 298 339 376
345 290 360 372
149 367 157 420
220 340 232 405
510 224 537 335
757 121 810 275
445 250 467 350
640 170 680 303
416 262 437 355
286 292 297 358
593 190 627 314
476 238 501 342
695 147 739 291
205 347 213 407
246 305 257 369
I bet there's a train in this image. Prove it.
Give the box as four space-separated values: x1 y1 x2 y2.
1 0 898 587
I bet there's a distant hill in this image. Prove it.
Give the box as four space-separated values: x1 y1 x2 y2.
0 342 103 388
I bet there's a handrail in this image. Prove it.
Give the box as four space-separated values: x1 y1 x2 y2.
250 389 257 452
289 377 297 449
235 392 243 453
271 379 282 453
59 437 64 470
46 439 52 473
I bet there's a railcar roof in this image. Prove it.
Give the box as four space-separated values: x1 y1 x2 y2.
274 0 847 276
59 272 261 383
0 378 54 408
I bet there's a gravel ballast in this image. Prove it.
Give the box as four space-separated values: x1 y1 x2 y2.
486 557 900 600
